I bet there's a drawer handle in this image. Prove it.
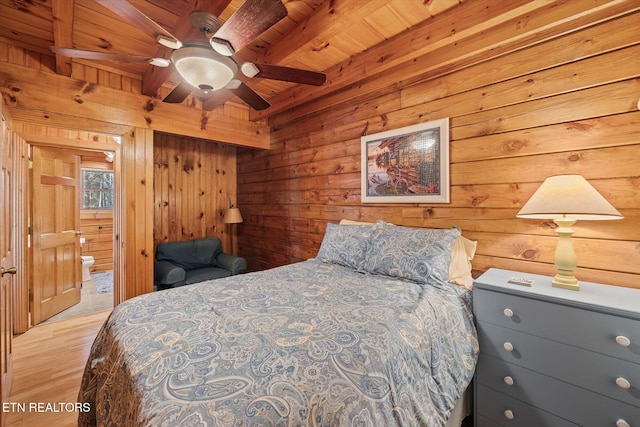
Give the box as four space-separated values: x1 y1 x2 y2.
616 336 631 347
503 308 514 318
616 419 630 427
503 342 514 352
504 409 515 420
616 377 631 390
503 376 514 386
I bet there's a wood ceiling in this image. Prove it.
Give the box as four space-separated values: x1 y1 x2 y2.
0 0 464 118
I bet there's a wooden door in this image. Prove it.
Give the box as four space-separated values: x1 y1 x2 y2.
31 146 81 325
1 103 16 427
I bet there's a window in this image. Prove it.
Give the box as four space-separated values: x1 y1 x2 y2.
82 169 114 209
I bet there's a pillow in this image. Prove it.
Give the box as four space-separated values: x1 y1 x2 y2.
316 222 382 271
364 222 461 286
339 219 386 226
449 236 477 290
340 219 476 289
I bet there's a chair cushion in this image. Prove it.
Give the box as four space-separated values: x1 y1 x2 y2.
185 267 231 284
156 237 222 270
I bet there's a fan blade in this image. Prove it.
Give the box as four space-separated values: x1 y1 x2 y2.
163 81 194 103
210 0 287 56
50 47 169 66
226 79 270 110
202 90 235 111
241 62 326 86
94 0 182 48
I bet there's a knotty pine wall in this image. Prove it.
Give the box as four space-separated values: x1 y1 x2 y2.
153 132 239 253
237 10 640 288
80 209 113 273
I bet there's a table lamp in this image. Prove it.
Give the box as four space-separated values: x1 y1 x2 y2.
516 174 622 290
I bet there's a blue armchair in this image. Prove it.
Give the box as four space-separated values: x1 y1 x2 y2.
154 237 246 289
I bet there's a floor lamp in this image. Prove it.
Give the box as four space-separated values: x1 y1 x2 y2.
224 206 243 256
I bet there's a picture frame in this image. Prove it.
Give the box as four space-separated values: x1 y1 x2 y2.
361 117 450 203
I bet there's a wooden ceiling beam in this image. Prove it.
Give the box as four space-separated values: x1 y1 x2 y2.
251 0 638 121
202 89 236 111
250 0 390 67
140 0 233 97
0 61 270 149
51 0 74 76
252 0 534 120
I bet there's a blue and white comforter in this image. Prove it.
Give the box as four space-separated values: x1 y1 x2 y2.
78 259 478 426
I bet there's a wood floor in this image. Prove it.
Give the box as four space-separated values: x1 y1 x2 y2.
5 310 110 427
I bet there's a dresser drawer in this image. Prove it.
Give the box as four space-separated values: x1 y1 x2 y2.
477 321 640 409
476 414 505 427
477 355 640 425
474 287 640 364
476 384 579 427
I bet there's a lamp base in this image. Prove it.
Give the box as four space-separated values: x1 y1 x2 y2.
552 217 579 291
552 272 579 291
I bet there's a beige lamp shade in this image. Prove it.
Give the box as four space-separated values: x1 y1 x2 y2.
517 175 622 220
224 207 243 224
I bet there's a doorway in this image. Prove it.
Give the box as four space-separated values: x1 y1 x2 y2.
29 145 117 326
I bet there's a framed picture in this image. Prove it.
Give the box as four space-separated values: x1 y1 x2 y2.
361 118 450 203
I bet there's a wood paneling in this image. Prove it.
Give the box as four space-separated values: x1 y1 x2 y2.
253 0 640 120
1 1 639 296
121 127 154 300
238 8 640 288
153 132 237 254
0 0 465 112
79 211 113 273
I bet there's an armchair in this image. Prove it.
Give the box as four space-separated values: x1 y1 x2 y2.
154 237 246 290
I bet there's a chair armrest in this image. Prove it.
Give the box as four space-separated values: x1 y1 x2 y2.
216 253 247 275
154 260 186 285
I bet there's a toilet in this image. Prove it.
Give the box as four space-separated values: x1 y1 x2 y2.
81 256 95 282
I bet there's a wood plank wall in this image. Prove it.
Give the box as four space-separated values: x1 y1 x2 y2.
237 9 640 288
153 132 239 254
79 210 113 273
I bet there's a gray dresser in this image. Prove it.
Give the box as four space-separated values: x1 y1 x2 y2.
473 268 640 427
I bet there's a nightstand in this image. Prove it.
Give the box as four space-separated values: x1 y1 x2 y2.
473 268 640 427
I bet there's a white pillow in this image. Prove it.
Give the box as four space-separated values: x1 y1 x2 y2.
449 236 477 290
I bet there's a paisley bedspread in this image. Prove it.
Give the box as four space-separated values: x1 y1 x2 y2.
78 259 478 426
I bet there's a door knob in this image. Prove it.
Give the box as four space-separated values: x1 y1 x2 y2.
2 267 17 276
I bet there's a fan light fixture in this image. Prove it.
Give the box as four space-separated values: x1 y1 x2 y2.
517 174 622 291
171 44 238 92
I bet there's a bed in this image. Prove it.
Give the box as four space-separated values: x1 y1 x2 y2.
78 221 479 426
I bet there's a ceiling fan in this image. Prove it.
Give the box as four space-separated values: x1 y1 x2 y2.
51 0 326 111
